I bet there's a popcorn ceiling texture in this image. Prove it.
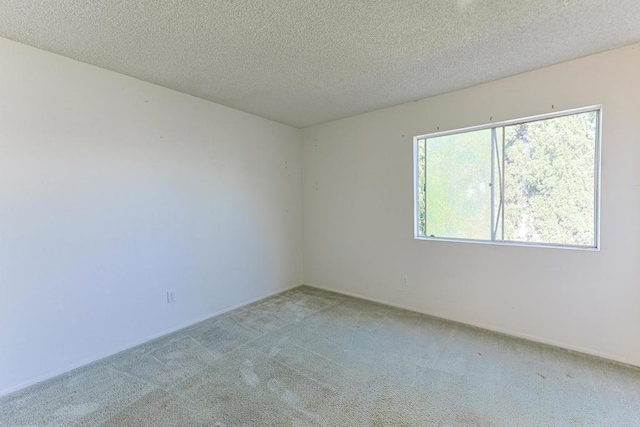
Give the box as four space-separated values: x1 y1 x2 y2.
0 1 639 127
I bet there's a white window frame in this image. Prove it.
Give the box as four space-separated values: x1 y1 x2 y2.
413 105 602 251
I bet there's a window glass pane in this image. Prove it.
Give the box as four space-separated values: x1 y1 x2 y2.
417 139 426 236
503 111 597 246
426 129 492 240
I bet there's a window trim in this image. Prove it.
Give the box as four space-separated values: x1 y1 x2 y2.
413 105 602 251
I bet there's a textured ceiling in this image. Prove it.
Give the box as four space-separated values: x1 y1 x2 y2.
1 1 640 128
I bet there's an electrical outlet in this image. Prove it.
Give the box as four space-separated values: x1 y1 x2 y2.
166 290 176 304
401 276 409 287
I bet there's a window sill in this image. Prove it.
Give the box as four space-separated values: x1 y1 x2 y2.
414 236 599 251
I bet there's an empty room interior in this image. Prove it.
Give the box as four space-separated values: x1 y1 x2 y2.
1 1 640 426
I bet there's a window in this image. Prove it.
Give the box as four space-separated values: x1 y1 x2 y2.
414 107 601 249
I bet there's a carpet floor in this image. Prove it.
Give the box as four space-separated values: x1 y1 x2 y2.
1 286 639 426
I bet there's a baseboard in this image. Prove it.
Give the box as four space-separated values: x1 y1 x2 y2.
0 284 301 398
304 282 640 370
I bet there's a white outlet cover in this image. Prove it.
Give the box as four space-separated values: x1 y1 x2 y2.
167 291 176 304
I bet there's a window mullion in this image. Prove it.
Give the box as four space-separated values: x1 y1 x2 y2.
501 126 505 241
490 128 496 240
491 127 505 242
424 139 427 237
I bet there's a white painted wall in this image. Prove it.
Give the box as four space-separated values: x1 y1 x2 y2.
2 35 638 398
0 38 302 395
302 44 640 367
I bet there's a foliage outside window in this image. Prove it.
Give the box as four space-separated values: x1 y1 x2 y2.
414 107 600 249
